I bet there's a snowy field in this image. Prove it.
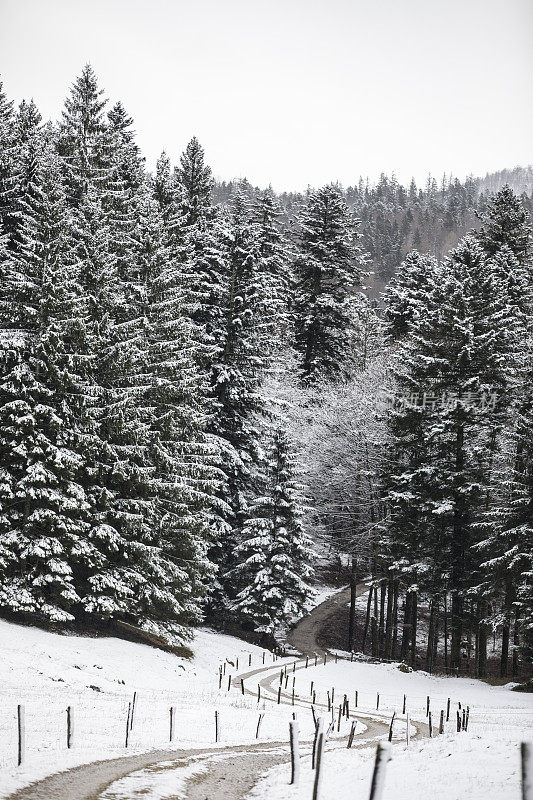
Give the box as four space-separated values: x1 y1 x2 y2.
252 657 532 800
0 605 531 800
0 619 312 798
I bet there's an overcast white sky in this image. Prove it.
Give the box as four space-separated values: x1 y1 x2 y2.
1 0 531 191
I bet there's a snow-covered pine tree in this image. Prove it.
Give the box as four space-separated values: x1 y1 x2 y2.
175 136 213 227
231 426 313 638
0 76 17 244
56 70 165 630
58 64 111 205
474 188 533 675
382 235 512 670
252 188 293 361
0 138 92 622
476 184 531 264
294 185 366 383
382 250 440 340
114 185 217 641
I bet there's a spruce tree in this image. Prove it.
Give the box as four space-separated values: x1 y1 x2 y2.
231 426 313 637
175 136 213 227
0 77 16 243
294 185 365 382
383 235 512 669
383 251 439 340
0 142 92 622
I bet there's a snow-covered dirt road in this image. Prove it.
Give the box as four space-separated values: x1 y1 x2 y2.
5 583 404 800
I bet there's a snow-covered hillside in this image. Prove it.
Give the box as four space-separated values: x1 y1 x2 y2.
0 619 300 798
0 610 531 800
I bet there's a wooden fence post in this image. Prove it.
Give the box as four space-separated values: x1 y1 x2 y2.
241 679 245 695
402 694 406 715
125 702 131 748
446 697 450 721
376 692 380 710
521 742 533 800
17 705 25 766
368 742 392 800
312 717 323 770
170 706 175 742
337 704 342 732
428 711 433 738
465 706 470 731
227 674 231 692
249 654 252 667
456 710 461 732
388 711 396 742
355 690 358 708
256 712 264 739
215 710 219 742
130 692 136 730
315 654 318 667
426 695 430 717
347 720 356 748
312 723 326 800
66 706 73 749
289 719 300 786
306 656 309 668
277 685 281 704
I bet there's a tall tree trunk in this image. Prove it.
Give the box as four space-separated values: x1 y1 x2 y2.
401 592 413 662
450 421 466 671
371 586 379 657
477 600 487 678
443 591 449 673
384 578 394 660
432 598 439 668
410 591 418 668
426 598 435 673
348 556 358 652
500 621 510 678
378 581 386 657
450 593 463 671
362 585 373 654
391 580 399 659
512 612 520 678
500 577 513 678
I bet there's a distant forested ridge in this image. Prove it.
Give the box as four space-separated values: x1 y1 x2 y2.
214 166 533 292
0 67 531 678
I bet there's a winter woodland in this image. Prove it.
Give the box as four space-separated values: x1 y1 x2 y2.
0 66 531 680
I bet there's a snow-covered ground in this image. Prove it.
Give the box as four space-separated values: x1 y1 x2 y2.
251 657 533 800
0 596 531 800
0 619 307 798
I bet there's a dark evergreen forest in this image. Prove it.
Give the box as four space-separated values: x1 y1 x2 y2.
0 67 531 679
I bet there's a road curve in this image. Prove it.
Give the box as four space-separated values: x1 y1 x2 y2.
287 583 369 655
7 583 419 800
